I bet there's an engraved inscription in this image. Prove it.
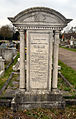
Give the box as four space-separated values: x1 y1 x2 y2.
30 33 49 89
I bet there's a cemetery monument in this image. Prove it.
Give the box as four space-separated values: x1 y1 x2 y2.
8 7 71 110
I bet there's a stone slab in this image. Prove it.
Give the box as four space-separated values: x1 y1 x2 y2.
11 91 65 111
30 33 49 89
27 31 52 91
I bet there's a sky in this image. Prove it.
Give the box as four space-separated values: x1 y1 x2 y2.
0 0 76 27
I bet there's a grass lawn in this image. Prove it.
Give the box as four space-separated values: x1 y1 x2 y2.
58 60 76 89
0 53 19 90
60 46 76 52
58 77 71 91
58 77 76 97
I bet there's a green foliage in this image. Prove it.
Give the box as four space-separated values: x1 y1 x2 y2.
25 108 54 119
0 106 76 119
64 87 71 91
59 60 76 89
60 46 76 52
8 74 19 88
0 25 13 40
58 77 76 96
24 106 76 119
13 31 20 40
58 77 70 91
0 53 19 90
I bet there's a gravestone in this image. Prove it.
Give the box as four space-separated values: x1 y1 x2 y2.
27 31 52 91
0 56 5 77
0 56 5 71
8 7 71 110
0 48 17 62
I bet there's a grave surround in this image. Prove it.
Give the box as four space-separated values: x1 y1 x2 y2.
8 7 71 110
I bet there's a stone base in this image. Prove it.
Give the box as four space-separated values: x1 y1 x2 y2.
11 91 65 111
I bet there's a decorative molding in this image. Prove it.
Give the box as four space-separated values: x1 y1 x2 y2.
18 26 62 31
34 13 46 22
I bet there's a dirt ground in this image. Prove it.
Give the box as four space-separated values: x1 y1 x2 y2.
59 48 76 71
0 106 76 119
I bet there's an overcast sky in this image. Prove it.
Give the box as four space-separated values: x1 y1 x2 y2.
0 0 76 26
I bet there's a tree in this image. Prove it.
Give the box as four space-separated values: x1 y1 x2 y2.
13 31 20 40
0 25 13 40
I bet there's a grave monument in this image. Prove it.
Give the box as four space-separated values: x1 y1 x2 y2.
8 7 71 110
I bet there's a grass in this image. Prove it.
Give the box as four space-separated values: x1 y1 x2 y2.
0 74 19 97
8 74 19 87
60 46 76 52
58 77 76 96
58 77 71 91
25 106 76 119
0 106 76 119
58 60 76 89
5 61 10 68
0 52 19 90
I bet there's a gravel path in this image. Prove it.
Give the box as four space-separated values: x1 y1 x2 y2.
59 48 76 71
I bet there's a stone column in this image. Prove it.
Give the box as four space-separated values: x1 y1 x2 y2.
48 32 53 91
0 56 5 71
19 29 25 91
52 31 59 91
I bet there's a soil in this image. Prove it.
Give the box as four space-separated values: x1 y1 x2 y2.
0 106 76 119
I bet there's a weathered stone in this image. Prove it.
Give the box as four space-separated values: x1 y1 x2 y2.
11 91 65 111
27 31 52 91
13 58 26 71
0 56 5 71
8 7 71 110
0 48 17 62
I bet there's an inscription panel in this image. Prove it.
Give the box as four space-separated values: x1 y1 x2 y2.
29 33 50 89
